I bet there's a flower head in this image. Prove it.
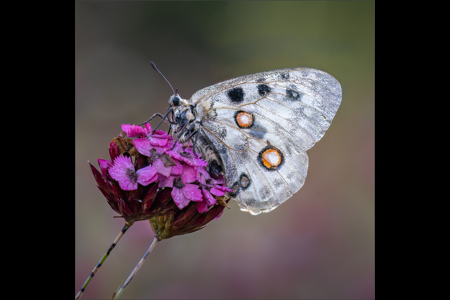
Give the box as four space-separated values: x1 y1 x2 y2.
90 124 231 228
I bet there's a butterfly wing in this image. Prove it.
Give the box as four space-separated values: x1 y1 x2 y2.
191 68 341 215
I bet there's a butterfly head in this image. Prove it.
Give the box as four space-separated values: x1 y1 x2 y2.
168 94 188 108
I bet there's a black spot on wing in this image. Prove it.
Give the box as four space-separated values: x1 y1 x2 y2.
230 181 240 197
239 173 251 190
227 87 245 104
257 84 271 97
280 72 290 80
286 89 302 101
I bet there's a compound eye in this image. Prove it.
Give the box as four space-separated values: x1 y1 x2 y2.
171 96 180 106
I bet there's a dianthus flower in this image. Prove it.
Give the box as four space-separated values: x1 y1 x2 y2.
77 124 231 299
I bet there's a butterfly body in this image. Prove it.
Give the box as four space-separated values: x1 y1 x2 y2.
165 67 341 215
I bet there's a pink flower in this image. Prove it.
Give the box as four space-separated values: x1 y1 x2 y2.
90 125 232 234
108 155 158 191
112 123 231 214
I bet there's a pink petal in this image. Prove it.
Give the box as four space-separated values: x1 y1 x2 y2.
210 187 226 197
170 160 184 176
172 187 191 210
166 144 197 166
158 175 175 188
181 184 203 202
132 138 152 156
202 187 217 206
153 158 173 177
194 158 208 167
214 185 233 193
181 164 198 184
122 124 146 138
108 156 138 191
136 165 158 186
109 156 133 179
197 168 211 185
148 136 168 147
153 129 172 139
117 178 138 191
144 123 152 134
197 198 209 213
98 159 112 178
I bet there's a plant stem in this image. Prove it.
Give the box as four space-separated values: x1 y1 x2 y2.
75 222 133 300
111 235 159 299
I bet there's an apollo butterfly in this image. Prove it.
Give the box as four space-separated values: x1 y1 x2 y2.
144 63 342 215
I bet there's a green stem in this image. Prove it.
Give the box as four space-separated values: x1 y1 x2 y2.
111 235 159 299
75 222 132 300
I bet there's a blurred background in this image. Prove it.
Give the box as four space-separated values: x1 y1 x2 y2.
76 1 374 299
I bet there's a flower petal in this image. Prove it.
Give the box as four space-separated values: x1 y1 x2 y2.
117 178 138 191
197 198 209 213
172 187 191 210
158 175 175 188
210 187 226 197
170 159 184 176
202 187 217 206
153 158 173 177
181 164 198 184
132 138 153 156
144 123 152 134
98 159 112 178
194 158 208 167
181 184 203 202
166 144 197 166
148 136 168 147
122 124 146 138
197 168 211 185
109 155 138 191
136 165 158 186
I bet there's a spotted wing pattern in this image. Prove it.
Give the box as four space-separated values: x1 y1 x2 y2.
191 68 341 215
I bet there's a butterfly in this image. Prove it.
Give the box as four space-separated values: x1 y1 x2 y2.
144 62 342 215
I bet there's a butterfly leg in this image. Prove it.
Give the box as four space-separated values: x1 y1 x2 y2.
170 123 189 149
139 108 176 127
138 113 164 126
151 107 175 132
192 129 201 157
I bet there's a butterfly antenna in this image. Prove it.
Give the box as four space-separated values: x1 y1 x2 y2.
151 61 175 95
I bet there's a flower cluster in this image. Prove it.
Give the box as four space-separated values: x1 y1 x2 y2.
89 123 232 229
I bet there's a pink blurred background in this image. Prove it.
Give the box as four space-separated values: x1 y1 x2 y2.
76 2 374 299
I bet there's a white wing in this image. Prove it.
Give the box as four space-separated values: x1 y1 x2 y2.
191 68 341 215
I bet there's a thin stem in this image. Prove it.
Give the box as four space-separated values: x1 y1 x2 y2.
111 235 159 299
75 222 133 300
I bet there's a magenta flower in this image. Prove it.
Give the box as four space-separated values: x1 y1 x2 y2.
90 123 232 224
108 155 158 191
